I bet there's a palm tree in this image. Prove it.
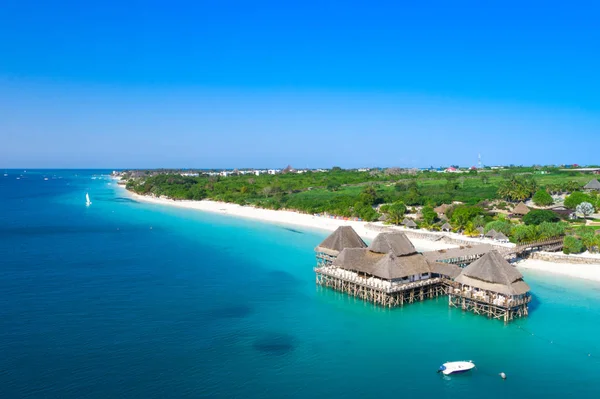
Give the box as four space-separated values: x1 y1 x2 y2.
463 222 478 237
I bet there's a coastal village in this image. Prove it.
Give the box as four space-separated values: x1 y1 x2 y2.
314 226 532 322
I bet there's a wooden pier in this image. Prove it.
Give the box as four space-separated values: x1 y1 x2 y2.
502 237 564 257
315 268 448 307
423 244 493 267
314 227 532 323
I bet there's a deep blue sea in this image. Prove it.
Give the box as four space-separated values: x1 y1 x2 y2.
2 170 600 398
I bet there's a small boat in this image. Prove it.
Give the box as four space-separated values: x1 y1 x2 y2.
438 361 475 375
86 193 92 206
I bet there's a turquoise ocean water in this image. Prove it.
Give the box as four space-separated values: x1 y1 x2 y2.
1 170 600 398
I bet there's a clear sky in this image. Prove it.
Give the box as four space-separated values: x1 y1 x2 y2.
1 0 599 168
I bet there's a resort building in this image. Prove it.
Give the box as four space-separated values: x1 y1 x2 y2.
314 228 531 322
484 229 497 239
441 222 452 232
434 204 450 218
450 251 531 322
550 205 576 220
315 232 460 308
314 226 367 267
584 179 600 192
402 218 417 228
512 202 530 216
494 232 510 243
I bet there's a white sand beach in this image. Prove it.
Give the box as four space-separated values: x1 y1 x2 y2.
122 187 600 283
517 259 600 282
125 191 455 251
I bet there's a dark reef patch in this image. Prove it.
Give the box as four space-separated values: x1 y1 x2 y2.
253 333 296 355
282 227 303 234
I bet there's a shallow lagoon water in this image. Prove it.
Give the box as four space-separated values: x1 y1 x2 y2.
1 170 600 398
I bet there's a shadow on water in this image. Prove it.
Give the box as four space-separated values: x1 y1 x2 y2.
253 332 297 355
528 295 541 313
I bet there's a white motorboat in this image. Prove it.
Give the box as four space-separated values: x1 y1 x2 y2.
438 361 475 375
86 193 92 206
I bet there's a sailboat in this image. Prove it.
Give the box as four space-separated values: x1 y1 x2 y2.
86 193 92 206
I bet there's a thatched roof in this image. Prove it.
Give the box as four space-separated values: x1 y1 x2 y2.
441 222 452 231
494 232 509 241
455 251 530 296
368 232 417 256
476 226 484 235
423 244 493 262
434 204 450 215
403 218 417 228
315 226 367 256
484 229 497 238
333 249 431 280
584 179 600 191
429 261 462 279
512 202 530 215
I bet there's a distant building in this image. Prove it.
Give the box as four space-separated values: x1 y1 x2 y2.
584 179 600 192
512 202 530 216
549 206 576 220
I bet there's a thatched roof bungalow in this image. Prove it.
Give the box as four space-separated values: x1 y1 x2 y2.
314 226 368 267
455 251 530 298
434 204 450 217
334 249 430 281
512 202 530 216
484 229 497 238
441 222 452 232
476 226 485 236
315 226 367 257
494 232 509 243
368 232 417 256
584 179 600 192
332 232 459 282
403 218 417 228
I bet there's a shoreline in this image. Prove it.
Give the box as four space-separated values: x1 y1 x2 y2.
119 185 600 283
123 189 457 252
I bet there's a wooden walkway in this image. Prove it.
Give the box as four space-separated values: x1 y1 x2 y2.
500 237 564 258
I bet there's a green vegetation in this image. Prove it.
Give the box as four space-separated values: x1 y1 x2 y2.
563 236 584 254
522 209 560 225
564 191 594 209
497 176 537 201
421 205 437 226
123 167 597 246
380 202 407 225
532 189 554 206
485 220 513 236
448 205 484 230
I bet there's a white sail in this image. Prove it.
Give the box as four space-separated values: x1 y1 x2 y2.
86 193 92 206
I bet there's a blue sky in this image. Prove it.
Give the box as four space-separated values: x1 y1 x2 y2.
1 0 599 168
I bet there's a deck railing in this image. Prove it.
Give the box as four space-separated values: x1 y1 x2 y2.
315 267 441 294
448 287 531 308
